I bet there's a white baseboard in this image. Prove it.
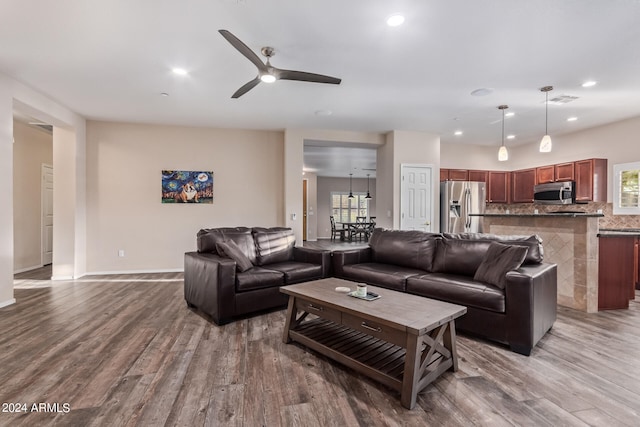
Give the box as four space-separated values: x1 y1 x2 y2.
85 268 184 276
0 298 16 309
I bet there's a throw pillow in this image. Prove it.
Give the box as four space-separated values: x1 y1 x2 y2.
473 242 529 289
216 240 254 272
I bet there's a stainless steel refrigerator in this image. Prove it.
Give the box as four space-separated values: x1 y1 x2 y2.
440 181 486 233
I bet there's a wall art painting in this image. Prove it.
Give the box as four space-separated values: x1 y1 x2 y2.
162 170 213 204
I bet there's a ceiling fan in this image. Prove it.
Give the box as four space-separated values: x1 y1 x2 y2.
219 29 342 98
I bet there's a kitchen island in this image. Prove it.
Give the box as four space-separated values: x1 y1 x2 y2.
473 212 603 312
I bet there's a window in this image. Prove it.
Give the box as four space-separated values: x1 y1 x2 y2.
613 162 640 215
331 192 369 223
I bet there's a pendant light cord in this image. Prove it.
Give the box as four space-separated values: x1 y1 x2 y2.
545 91 548 135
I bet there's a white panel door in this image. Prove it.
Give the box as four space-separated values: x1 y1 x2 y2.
42 164 53 265
400 165 433 231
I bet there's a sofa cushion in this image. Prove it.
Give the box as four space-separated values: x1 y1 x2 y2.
252 228 295 266
197 227 257 264
443 233 543 264
341 263 425 292
407 273 506 313
474 242 528 289
432 238 489 277
216 240 254 272
266 261 323 284
235 267 284 292
368 228 440 271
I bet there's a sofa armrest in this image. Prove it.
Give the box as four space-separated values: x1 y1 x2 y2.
504 262 558 355
184 251 237 325
332 247 372 278
293 247 332 278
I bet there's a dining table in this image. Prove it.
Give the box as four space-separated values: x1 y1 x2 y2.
338 221 375 241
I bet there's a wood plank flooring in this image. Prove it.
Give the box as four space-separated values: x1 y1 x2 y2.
2 267 640 426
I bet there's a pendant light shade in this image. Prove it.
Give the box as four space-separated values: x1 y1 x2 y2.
497 105 509 161
365 174 372 199
348 173 354 198
539 86 553 152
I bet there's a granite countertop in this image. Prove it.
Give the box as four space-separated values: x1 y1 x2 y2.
471 212 604 218
598 228 640 237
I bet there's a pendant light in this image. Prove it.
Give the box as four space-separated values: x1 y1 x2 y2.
365 174 372 199
497 105 509 161
539 85 553 152
348 173 354 198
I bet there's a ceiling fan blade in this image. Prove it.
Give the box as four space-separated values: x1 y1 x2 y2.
219 29 267 72
231 77 261 98
277 69 341 85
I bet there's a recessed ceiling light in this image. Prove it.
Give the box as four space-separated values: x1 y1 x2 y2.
172 68 188 76
160 92 169 97
315 109 333 116
387 14 405 27
507 135 515 139
470 88 493 96
582 81 597 88
567 116 578 122
505 112 515 117
454 130 463 136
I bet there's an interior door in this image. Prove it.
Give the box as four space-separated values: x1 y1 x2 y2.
400 164 433 231
42 164 53 265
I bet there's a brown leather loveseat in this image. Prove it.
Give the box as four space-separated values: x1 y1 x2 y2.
184 227 331 325
332 228 557 355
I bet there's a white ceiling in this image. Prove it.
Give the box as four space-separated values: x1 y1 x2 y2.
3 1 640 176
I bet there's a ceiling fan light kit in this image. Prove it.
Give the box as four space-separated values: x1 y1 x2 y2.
219 29 342 98
539 85 554 153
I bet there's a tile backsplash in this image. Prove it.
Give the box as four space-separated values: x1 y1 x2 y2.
485 202 640 229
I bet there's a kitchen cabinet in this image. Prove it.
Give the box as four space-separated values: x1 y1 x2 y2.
536 165 555 184
447 169 469 181
511 168 536 203
598 235 638 310
555 162 575 181
440 169 470 181
487 171 509 203
575 159 607 202
468 170 488 183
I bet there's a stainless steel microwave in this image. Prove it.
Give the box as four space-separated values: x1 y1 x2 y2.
533 181 575 204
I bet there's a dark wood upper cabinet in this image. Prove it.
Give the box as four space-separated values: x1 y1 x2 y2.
468 170 488 183
575 159 607 202
440 169 449 182
536 165 555 184
554 162 575 181
511 168 536 203
488 171 509 203
447 169 469 181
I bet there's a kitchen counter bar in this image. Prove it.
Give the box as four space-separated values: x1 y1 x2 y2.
472 213 604 218
481 214 600 312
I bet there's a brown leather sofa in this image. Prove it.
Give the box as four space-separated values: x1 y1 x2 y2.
332 229 557 356
184 227 331 325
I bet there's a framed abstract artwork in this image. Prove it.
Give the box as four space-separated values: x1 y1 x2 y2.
161 170 213 204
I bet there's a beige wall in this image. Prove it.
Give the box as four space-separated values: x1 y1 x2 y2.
316 176 377 239
13 121 53 271
1 71 86 307
380 130 441 230
85 121 284 273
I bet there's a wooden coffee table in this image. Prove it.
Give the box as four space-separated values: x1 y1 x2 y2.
281 278 467 409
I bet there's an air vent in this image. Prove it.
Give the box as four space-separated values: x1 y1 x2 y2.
548 95 579 105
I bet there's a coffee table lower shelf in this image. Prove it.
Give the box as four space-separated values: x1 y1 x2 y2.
288 317 447 400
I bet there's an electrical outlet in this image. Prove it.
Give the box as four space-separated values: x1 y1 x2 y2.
118 250 125 257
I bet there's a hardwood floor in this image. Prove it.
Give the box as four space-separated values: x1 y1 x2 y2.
3 268 640 426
